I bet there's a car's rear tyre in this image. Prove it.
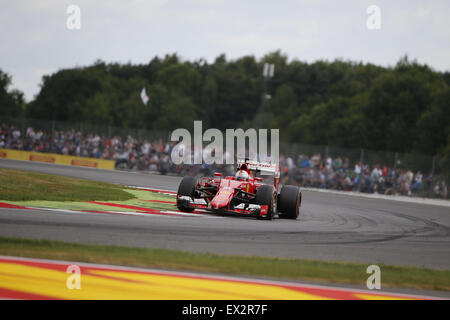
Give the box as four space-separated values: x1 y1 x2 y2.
177 176 197 212
278 185 301 219
256 185 277 220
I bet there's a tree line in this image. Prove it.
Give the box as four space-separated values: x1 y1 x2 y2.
1 51 449 166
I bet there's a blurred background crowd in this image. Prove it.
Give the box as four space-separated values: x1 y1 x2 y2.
1 122 447 199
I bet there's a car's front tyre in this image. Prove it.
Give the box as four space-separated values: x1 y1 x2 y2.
255 185 277 220
177 176 197 212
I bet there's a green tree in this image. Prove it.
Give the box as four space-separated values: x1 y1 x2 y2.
19 52 448 170
361 58 445 152
0 69 25 117
415 86 450 155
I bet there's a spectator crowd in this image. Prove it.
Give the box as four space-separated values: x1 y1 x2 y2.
279 154 447 199
0 122 448 199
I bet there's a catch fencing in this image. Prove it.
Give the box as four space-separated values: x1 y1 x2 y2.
1 116 448 200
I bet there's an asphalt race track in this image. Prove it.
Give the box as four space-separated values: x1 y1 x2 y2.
1 159 449 271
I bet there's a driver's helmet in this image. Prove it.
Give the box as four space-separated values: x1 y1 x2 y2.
236 169 249 181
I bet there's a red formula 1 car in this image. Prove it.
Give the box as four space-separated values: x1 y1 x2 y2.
176 159 302 220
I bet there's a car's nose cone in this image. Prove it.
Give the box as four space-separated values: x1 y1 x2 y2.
210 188 234 209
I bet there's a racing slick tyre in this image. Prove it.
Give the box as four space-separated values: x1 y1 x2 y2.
278 185 301 219
177 176 197 212
255 185 277 220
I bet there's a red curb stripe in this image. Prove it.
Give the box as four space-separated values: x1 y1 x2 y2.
0 257 431 300
137 188 177 195
79 209 174 216
280 284 363 300
140 199 177 204
0 256 354 296
0 287 57 300
85 201 180 216
0 201 199 218
79 210 150 215
0 202 28 209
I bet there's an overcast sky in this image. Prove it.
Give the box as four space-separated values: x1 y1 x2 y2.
1 0 449 102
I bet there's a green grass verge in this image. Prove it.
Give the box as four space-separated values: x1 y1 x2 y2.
0 168 135 201
0 236 449 292
0 187 176 212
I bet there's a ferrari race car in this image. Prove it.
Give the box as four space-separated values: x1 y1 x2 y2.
176 159 302 220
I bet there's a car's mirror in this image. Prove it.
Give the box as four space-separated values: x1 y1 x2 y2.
254 177 263 182
213 172 223 177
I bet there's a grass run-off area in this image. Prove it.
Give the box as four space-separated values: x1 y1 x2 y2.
0 167 448 292
0 167 134 202
0 236 449 292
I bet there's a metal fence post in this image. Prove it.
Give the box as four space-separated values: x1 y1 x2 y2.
21 118 25 142
358 148 364 192
430 156 436 196
324 145 329 189
431 156 436 177
423 157 436 197
392 152 398 195
51 120 55 152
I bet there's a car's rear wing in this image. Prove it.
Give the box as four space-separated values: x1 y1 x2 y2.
237 159 280 177
237 159 280 190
